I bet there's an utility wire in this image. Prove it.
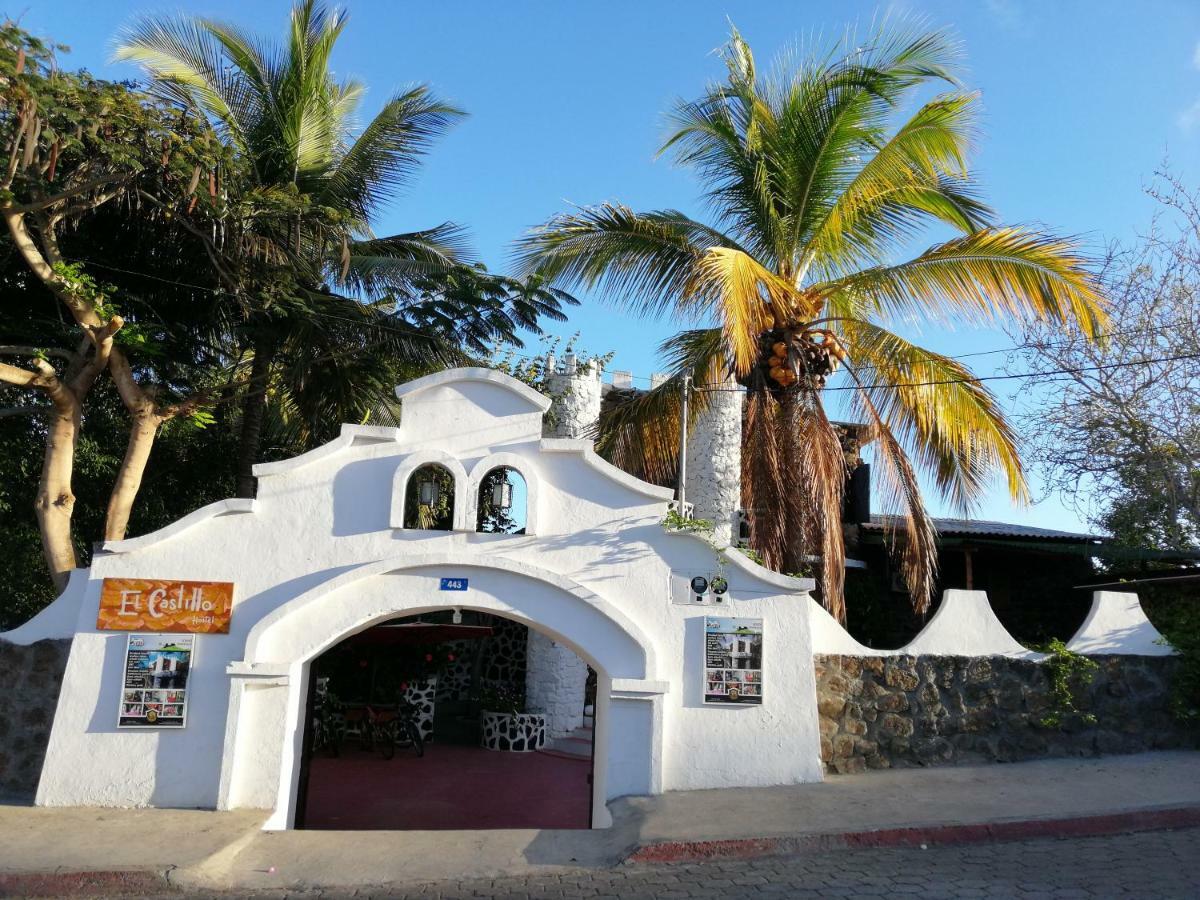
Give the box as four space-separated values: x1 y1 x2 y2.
68 257 1200 392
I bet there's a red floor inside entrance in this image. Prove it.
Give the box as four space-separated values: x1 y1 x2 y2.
301 743 592 830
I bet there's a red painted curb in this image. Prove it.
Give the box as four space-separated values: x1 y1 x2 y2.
625 805 1200 864
0 869 172 897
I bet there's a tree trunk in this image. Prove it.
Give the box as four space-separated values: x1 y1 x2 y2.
35 391 82 593
235 339 276 498
105 408 162 542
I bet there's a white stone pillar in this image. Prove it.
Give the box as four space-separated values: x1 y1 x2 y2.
544 357 603 439
531 361 600 739
524 630 588 739
685 373 742 546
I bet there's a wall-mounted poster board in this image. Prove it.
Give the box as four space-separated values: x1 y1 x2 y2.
118 633 194 728
97 579 233 633
704 616 763 705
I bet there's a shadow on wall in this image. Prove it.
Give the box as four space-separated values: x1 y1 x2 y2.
332 456 397 537
0 638 72 800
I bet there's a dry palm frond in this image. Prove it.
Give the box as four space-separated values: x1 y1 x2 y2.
845 365 939 613
788 390 849 620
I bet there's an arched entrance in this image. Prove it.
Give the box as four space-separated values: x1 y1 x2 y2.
297 609 596 830
222 555 663 830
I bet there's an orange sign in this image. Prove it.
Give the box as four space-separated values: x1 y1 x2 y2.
97 579 234 634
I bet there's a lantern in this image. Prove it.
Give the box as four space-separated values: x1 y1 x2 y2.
492 479 513 510
418 478 439 507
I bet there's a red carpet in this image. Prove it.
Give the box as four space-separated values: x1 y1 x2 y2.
302 743 592 830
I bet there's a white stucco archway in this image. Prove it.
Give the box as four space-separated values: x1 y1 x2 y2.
221 554 665 830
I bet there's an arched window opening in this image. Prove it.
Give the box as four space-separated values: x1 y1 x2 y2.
403 463 455 530
476 467 528 534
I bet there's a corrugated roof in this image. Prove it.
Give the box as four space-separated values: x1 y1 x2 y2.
862 515 1103 543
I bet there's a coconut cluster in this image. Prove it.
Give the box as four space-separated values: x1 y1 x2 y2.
745 327 849 394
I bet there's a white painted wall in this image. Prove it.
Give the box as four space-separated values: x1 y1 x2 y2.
525 630 588 738
685 372 743 547
31 368 823 828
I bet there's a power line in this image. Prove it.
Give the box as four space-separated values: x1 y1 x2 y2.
694 351 1200 393
69 257 1200 391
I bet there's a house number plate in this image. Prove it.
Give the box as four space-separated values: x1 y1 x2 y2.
439 578 469 591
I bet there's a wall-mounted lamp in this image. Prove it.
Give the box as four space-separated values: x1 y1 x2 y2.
418 478 439 507
452 607 462 625
491 480 513 510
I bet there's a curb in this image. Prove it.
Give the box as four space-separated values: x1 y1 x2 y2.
625 805 1200 864
0 869 173 897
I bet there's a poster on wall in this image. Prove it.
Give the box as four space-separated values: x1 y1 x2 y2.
117 633 194 728
703 616 763 705
97 579 233 634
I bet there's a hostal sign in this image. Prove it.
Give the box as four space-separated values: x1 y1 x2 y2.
97 579 234 634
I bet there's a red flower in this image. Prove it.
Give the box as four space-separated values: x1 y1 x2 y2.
447 653 455 662
400 682 408 691
424 653 433 662
358 659 368 668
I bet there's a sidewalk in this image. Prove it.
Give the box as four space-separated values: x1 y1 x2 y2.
1 751 1198 894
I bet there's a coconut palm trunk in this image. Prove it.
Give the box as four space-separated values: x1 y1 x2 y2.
518 25 1107 621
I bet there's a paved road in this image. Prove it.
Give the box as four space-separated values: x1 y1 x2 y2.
17 828 1198 898
271 828 1200 899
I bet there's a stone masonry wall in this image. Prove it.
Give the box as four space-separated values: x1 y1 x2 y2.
0 638 71 798
816 654 1192 774
684 373 742 547
525 630 588 739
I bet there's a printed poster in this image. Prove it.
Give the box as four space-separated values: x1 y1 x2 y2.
118 633 194 728
704 616 763 705
98 579 233 634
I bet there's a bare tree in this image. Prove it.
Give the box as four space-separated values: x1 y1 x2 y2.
1011 172 1200 550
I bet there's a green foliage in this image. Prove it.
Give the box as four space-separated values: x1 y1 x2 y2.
661 508 715 534
1143 593 1200 726
1036 639 1100 729
737 546 765 566
476 681 525 715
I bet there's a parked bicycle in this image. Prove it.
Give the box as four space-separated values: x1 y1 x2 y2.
310 678 344 758
365 698 425 759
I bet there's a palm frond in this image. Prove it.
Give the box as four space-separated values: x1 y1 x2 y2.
594 328 724 485
842 320 1027 512
803 92 990 277
114 15 259 151
827 227 1108 337
330 86 464 220
515 205 745 321
844 370 939 613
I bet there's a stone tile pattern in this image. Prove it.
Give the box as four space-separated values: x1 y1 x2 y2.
479 711 547 752
0 638 71 798
402 676 438 742
435 615 529 705
525 630 588 739
684 374 742 547
361 828 1200 898
816 654 1192 774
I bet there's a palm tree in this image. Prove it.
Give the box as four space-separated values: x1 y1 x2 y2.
117 0 572 496
517 25 1107 621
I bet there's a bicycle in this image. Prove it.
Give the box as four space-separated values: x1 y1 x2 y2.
310 679 343 757
366 700 425 759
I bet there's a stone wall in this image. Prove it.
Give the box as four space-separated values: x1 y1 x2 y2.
525 630 588 738
0 638 71 798
816 654 1192 774
684 373 742 547
544 363 603 439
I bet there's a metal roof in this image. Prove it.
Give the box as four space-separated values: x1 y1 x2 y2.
862 515 1103 543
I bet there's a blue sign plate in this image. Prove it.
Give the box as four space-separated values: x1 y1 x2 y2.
439 577 468 591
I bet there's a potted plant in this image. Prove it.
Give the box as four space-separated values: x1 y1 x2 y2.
477 682 547 752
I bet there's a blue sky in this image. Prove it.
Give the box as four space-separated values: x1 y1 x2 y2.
20 0 1200 534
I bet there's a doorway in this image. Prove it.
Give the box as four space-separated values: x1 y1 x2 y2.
295 610 595 830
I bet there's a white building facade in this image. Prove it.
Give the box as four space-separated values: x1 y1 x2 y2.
25 368 825 829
